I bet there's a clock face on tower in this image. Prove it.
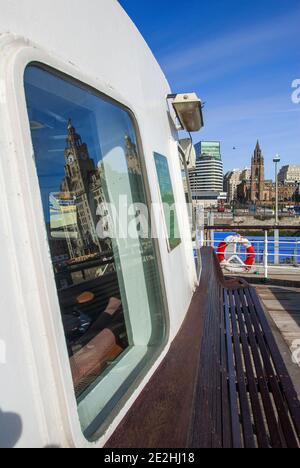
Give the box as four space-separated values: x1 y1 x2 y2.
80 151 88 161
67 154 75 165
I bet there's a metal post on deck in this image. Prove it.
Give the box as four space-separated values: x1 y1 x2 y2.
264 230 269 279
197 205 205 248
294 242 299 267
208 210 215 247
273 155 280 266
274 229 280 266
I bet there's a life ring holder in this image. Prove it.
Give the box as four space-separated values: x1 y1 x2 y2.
217 235 255 273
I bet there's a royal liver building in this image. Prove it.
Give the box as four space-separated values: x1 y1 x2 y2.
58 121 141 260
60 121 105 258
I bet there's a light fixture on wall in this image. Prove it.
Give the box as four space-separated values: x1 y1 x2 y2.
167 93 204 132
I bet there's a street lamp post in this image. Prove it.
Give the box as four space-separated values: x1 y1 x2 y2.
273 155 281 265
273 155 280 225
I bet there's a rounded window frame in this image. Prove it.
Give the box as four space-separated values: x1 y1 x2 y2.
0 36 170 447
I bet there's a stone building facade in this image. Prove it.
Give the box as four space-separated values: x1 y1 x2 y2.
236 142 299 205
60 121 105 258
278 165 300 184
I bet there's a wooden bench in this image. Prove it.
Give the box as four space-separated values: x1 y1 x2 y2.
106 247 300 449
190 250 300 448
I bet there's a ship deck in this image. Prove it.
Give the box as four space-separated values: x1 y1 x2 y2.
106 248 300 448
227 270 300 397
255 284 300 398
242 266 300 285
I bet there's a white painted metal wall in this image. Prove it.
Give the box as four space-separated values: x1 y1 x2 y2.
0 0 197 447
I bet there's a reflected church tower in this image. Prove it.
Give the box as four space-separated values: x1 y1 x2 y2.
125 135 141 175
61 120 103 258
124 135 144 209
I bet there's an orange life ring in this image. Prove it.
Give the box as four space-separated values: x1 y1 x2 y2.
217 235 255 271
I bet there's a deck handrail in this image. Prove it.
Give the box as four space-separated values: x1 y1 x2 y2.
201 227 300 278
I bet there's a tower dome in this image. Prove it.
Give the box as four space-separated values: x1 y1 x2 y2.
66 119 82 147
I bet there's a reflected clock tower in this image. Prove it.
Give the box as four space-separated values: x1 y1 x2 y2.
61 120 104 258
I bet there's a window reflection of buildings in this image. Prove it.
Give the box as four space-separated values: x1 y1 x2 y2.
53 121 145 267
125 135 142 177
60 120 103 259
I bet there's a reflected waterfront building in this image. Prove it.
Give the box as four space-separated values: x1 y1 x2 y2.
55 123 144 262
125 135 142 176
60 120 105 258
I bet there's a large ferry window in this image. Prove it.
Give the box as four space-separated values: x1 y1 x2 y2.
24 65 166 437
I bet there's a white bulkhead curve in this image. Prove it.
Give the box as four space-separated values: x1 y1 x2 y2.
0 0 197 447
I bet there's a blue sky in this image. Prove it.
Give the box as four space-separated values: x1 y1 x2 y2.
119 0 300 179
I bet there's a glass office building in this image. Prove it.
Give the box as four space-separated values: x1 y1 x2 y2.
189 141 224 193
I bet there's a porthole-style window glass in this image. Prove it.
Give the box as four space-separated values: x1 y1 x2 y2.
24 65 166 438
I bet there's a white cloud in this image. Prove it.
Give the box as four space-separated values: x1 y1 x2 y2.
160 7 300 83
203 94 300 126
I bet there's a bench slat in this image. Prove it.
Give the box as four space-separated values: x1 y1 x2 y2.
244 288 299 449
233 289 270 448
249 288 300 440
224 291 242 448
238 288 286 448
220 288 232 448
227 289 256 448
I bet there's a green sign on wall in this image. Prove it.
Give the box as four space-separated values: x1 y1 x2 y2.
154 153 181 251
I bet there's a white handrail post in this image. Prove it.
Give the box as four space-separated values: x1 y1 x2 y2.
294 241 299 267
208 210 215 247
274 228 280 266
264 230 268 280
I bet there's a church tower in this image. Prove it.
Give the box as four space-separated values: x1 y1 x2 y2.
250 141 265 203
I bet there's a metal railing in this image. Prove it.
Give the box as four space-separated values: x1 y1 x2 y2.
201 226 300 279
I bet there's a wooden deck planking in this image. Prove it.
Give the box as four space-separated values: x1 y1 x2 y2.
255 285 300 350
